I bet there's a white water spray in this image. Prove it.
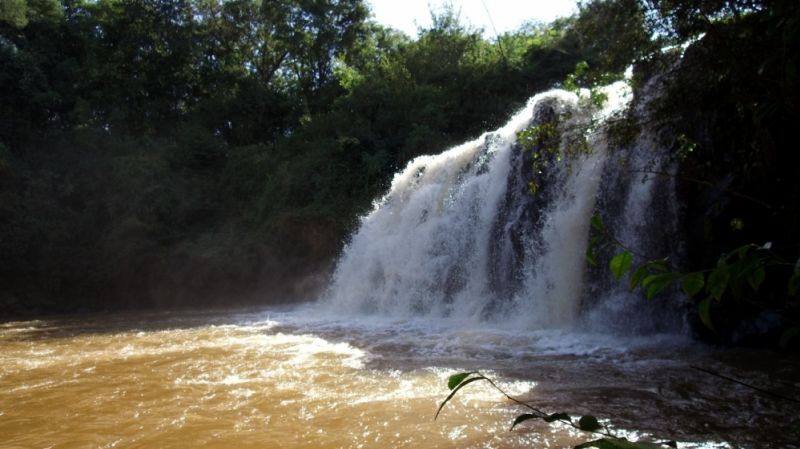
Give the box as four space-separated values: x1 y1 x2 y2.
322 81 681 332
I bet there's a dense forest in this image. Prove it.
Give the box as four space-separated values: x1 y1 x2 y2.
1 0 798 342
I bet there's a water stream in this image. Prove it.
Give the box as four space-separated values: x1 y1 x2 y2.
1 308 797 448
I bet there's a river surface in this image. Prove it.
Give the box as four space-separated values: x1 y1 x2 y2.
1 306 798 449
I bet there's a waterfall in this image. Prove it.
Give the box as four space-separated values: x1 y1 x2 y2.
322 80 686 333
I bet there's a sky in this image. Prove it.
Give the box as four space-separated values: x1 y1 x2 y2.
367 0 578 38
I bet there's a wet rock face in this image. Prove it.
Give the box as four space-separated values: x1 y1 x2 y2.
325 83 692 332
488 96 574 301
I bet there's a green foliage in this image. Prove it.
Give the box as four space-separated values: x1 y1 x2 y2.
563 61 612 109
447 372 476 390
544 412 571 423
576 439 676 449
517 123 561 193
680 272 705 297
573 0 656 74
609 251 633 280
642 272 682 300
516 89 606 195
674 134 697 161
578 415 602 432
435 373 489 420
698 296 715 331
511 413 539 430
0 0 63 28
564 61 591 92
0 0 29 28
591 214 800 343
645 0 800 342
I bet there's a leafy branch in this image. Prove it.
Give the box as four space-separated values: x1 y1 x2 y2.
436 371 677 449
588 214 800 346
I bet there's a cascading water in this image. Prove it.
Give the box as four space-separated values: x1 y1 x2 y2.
323 80 686 333
584 74 688 334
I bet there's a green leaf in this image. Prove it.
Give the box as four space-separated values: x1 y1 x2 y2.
447 372 476 390
575 439 619 449
731 244 753 260
642 272 681 300
728 251 761 298
591 214 604 231
544 412 571 423
698 296 714 332
779 326 800 348
575 438 672 449
435 376 486 420
578 415 602 432
510 413 539 430
706 267 730 301
587 236 600 266
629 265 648 291
610 251 633 280
746 266 765 292
587 247 598 266
680 272 705 297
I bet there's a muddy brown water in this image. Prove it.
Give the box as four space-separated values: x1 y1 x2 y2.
1 307 797 449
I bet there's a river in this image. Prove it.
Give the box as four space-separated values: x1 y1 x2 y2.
2 306 797 449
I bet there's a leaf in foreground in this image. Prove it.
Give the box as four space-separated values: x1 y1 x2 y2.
629 265 649 290
544 412 571 423
642 272 680 299
610 251 633 280
575 438 675 449
435 375 486 419
510 413 539 430
447 372 476 390
591 214 604 231
698 296 715 332
680 272 704 297
578 415 602 431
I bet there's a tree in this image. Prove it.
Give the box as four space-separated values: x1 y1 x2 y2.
260 0 369 111
572 0 655 77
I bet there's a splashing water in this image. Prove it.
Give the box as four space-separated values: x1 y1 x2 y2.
322 81 680 333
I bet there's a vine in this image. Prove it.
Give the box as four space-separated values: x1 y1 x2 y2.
436 372 678 449
515 62 612 194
